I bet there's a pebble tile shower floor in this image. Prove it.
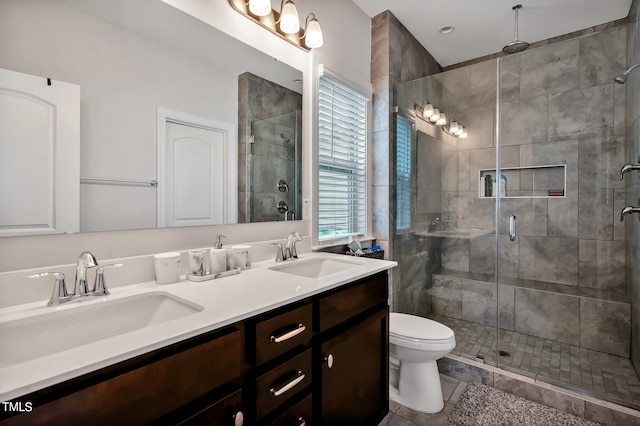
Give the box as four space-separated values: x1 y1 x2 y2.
429 314 640 410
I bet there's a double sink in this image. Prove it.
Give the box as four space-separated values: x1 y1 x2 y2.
0 256 364 369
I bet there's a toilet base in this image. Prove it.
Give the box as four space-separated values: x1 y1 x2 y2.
389 358 444 414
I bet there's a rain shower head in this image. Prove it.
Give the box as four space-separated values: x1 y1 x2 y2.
614 64 640 84
502 5 529 54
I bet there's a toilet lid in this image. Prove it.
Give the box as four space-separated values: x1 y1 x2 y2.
390 312 454 341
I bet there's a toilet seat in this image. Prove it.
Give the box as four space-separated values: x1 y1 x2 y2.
390 313 455 344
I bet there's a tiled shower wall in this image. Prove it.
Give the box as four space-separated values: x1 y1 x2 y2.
237 72 302 223
627 0 640 375
370 11 442 315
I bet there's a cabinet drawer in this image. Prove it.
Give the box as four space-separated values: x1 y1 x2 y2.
316 272 388 333
177 389 243 426
268 393 312 426
256 349 312 420
2 328 242 426
255 303 312 366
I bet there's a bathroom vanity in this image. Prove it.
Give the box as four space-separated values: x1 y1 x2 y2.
0 253 394 425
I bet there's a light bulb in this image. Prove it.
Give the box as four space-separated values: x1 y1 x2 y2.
304 16 323 48
436 112 447 126
249 0 271 16
449 121 459 134
279 1 300 34
423 103 434 118
460 127 468 138
429 108 440 123
455 126 464 136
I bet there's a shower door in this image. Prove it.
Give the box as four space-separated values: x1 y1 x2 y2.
392 59 501 368
495 24 638 409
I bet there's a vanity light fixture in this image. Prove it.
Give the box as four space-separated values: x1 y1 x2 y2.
230 0 324 50
419 100 468 138
248 0 271 16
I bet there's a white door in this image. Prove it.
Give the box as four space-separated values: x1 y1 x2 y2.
0 68 80 237
158 112 236 227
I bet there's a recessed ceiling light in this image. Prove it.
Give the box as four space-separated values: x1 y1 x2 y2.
439 26 455 35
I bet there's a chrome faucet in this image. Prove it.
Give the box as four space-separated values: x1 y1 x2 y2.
619 164 640 180
74 251 98 296
621 206 640 222
284 231 303 260
28 253 122 306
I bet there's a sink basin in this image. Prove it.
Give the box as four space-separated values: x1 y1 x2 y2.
269 257 362 278
0 292 203 367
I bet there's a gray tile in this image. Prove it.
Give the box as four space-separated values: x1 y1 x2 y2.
520 39 580 99
461 279 497 327
441 238 470 272
447 381 468 404
395 401 455 426
431 274 462 318
514 287 580 345
578 187 614 240
440 374 460 401
580 299 631 357
500 95 549 144
548 85 615 141
578 239 626 294
584 401 640 426
579 26 626 89
499 284 515 331
437 357 494 385
494 373 586 418
518 236 578 285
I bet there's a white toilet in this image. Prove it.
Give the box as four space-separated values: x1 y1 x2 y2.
389 312 456 413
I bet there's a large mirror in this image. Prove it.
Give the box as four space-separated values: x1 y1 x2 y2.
0 0 303 236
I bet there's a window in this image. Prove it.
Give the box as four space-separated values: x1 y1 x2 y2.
396 115 412 231
317 73 368 241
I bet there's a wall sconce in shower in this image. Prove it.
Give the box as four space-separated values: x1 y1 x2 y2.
229 0 323 50
419 100 468 138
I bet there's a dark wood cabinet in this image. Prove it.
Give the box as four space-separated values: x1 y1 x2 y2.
2 270 389 426
317 306 389 425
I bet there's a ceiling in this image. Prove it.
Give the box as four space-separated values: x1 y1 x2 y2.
351 0 634 67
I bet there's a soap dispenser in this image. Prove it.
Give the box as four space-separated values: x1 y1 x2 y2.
215 234 226 249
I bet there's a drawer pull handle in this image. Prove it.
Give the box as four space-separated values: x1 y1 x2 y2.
269 370 306 397
270 323 306 343
297 416 306 426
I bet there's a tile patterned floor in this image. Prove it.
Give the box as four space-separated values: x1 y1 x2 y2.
430 314 640 410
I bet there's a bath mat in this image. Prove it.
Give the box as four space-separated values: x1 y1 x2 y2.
447 382 601 426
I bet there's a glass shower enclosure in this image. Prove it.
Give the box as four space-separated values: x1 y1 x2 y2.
393 22 638 409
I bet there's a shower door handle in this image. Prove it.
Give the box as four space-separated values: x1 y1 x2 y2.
509 215 517 241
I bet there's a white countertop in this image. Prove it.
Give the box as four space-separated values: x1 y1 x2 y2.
0 252 396 401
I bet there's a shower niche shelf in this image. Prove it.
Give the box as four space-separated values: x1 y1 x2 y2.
478 164 566 199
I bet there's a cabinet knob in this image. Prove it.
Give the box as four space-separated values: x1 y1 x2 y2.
232 410 244 426
324 353 334 369
297 416 306 426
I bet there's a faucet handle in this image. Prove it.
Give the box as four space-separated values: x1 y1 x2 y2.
93 263 123 296
271 242 285 262
28 272 70 306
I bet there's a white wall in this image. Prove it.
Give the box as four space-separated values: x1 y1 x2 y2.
0 0 371 272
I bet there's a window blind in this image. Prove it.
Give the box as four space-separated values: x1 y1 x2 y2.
318 74 367 241
396 115 412 231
